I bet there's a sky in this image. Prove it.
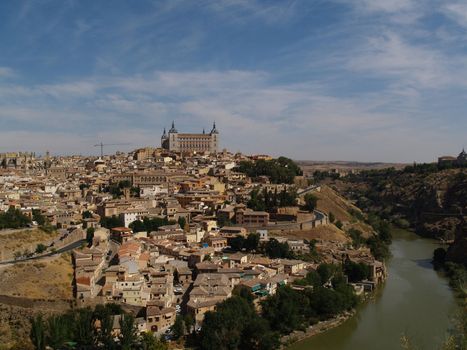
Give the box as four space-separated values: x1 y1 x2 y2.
0 0 466 162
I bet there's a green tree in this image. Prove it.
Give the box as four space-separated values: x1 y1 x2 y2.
73 308 94 347
344 258 371 282
244 233 260 251
262 286 308 334
304 194 318 212
171 315 185 340
35 243 47 254
366 236 390 261
183 314 195 335
100 215 123 229
46 315 70 349
130 186 140 197
32 209 46 226
264 239 293 259
82 210 93 219
30 315 46 350
178 217 186 230
433 247 447 269
120 314 137 350
240 318 279 350
86 227 95 246
232 285 255 305
317 263 336 284
140 331 168 350
335 220 343 230
199 296 269 350
229 235 245 251
348 228 363 247
0 207 31 229
329 212 335 223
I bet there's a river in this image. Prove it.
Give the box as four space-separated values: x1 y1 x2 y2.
288 228 459 350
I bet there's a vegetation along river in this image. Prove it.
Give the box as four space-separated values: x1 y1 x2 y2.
288 228 459 350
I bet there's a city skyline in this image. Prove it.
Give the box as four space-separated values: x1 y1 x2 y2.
0 0 466 162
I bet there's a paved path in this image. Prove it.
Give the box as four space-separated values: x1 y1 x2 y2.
0 239 85 265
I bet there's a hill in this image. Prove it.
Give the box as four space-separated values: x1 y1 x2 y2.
339 167 466 266
314 185 374 238
0 228 58 261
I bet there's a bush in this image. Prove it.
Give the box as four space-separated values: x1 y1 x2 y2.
335 220 343 230
35 244 47 254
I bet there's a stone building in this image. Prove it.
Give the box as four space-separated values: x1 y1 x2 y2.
0 152 35 168
161 121 219 153
438 148 467 167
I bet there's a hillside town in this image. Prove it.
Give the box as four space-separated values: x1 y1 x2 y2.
0 124 386 344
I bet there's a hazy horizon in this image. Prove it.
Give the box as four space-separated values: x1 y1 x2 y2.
0 0 466 162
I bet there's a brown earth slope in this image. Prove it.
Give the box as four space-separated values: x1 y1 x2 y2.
0 253 73 299
0 228 58 260
314 185 374 238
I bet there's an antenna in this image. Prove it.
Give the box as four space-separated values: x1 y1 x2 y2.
93 142 131 158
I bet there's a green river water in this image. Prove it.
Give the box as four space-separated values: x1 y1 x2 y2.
288 228 459 350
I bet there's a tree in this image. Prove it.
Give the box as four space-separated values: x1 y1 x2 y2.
178 217 186 230
199 296 270 350
236 157 302 184
46 315 70 349
262 286 308 334
304 194 318 212
73 308 95 347
86 227 95 246
82 210 93 219
244 233 260 252
130 186 140 197
183 314 195 334
366 236 390 261
433 247 447 269
35 243 47 254
329 212 335 223
309 287 344 319
100 215 123 229
264 239 293 259
229 235 245 251
344 258 370 282
335 220 343 230
129 219 146 233
30 315 46 350
32 209 46 226
348 228 363 247
171 315 185 340
119 314 137 350
140 331 168 350
317 263 335 284
232 285 255 305
240 318 280 350
0 207 31 229
294 270 322 288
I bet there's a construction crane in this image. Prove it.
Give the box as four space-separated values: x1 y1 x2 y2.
94 142 130 158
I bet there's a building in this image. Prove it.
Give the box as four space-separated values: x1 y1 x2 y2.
161 121 219 153
438 148 467 167
235 209 269 227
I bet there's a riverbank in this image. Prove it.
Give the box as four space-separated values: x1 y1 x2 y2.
287 228 460 350
281 310 355 349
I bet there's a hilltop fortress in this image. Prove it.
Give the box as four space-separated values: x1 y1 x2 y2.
161 121 219 153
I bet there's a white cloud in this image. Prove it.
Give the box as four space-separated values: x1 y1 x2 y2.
349 0 416 13
443 2 467 28
347 32 467 89
0 67 15 78
0 67 465 162
204 0 299 24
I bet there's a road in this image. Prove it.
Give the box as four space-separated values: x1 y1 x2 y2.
0 239 86 265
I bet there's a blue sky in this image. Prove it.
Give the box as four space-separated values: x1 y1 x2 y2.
0 0 466 162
